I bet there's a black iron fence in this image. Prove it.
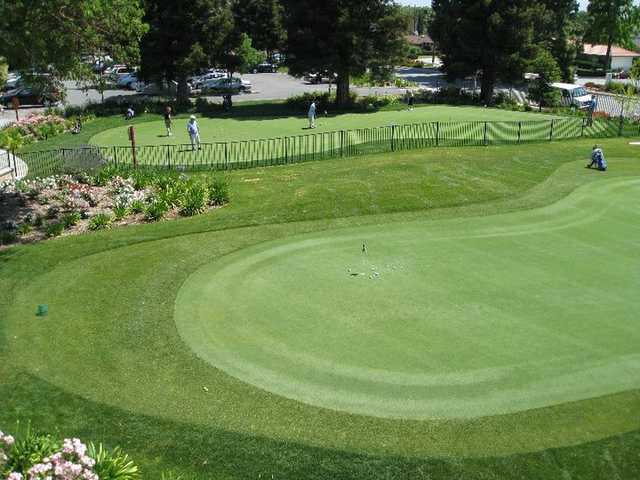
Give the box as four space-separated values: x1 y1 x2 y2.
11 117 640 180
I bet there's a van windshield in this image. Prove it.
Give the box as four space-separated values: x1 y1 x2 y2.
572 87 588 97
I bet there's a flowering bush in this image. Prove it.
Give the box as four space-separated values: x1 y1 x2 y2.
0 428 140 480
0 115 72 150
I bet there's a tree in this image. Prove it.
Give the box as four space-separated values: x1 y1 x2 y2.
528 49 562 110
220 33 266 75
430 0 539 104
140 0 235 103
534 0 581 82
399 6 434 35
0 58 7 90
0 0 146 87
283 0 407 107
232 0 286 55
585 0 640 71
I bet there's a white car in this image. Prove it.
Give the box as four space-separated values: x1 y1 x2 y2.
552 83 594 110
201 77 252 94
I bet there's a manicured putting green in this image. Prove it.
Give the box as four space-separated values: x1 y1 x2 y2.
176 177 640 420
90 106 556 147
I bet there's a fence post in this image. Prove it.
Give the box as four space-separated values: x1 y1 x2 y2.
113 146 118 165
11 150 17 179
391 124 396 152
517 122 522 144
340 130 345 157
618 99 625 136
549 119 554 141
435 122 440 147
166 144 171 168
483 122 488 146
581 117 585 137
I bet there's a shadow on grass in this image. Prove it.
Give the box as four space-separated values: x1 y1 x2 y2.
1 369 639 480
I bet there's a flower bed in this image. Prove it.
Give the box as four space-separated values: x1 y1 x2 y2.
0 114 93 151
0 165 230 248
0 428 139 480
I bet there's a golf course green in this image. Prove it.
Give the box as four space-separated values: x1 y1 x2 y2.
3 134 640 479
90 105 557 146
176 177 640 420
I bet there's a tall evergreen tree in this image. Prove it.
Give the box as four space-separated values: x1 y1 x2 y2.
232 0 286 54
585 0 640 70
282 0 407 107
534 0 581 82
430 0 538 104
140 0 235 103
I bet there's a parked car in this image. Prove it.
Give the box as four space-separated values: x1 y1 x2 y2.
105 66 136 82
552 83 594 110
116 73 139 89
304 72 337 84
253 63 278 73
3 73 22 91
201 77 252 94
135 80 190 96
191 71 227 90
0 86 61 107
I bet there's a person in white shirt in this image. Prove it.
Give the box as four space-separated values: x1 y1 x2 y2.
308 100 317 129
187 115 201 151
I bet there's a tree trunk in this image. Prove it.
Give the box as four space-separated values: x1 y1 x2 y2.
177 77 190 105
605 39 613 72
480 66 496 105
336 70 351 108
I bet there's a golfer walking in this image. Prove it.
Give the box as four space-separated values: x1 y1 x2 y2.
164 106 173 137
187 115 201 151
308 100 317 129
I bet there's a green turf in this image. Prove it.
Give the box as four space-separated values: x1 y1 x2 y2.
2 137 640 479
175 177 640 420
89 105 557 147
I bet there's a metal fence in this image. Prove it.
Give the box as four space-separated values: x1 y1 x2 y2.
590 91 640 121
11 117 640 179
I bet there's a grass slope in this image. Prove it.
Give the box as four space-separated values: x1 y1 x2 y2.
1 137 639 479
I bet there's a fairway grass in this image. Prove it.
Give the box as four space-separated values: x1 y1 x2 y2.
2 137 640 479
90 105 558 147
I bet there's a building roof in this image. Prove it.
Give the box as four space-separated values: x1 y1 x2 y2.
583 43 640 58
406 34 433 46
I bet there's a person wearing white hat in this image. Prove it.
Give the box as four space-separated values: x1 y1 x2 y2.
187 115 201 151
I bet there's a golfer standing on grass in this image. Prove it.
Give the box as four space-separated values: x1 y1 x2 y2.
187 115 201 151
308 100 317 129
164 106 173 137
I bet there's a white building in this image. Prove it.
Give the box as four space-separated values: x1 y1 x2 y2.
583 43 640 71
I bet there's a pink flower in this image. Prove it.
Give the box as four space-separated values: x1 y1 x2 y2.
7 472 24 480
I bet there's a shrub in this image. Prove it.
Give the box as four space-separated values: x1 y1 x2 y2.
0 230 17 245
144 199 169 222
207 176 230 206
129 199 145 214
45 206 60 220
88 213 113 231
61 211 82 228
180 182 208 216
2 428 60 475
87 443 140 480
113 205 129 220
33 214 45 228
17 223 33 236
45 221 65 238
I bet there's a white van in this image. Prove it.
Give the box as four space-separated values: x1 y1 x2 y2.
552 83 594 109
